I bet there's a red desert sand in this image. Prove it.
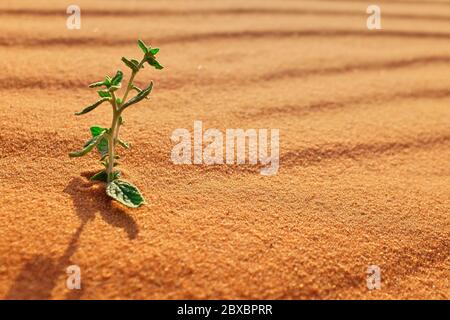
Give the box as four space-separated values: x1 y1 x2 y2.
0 0 449 299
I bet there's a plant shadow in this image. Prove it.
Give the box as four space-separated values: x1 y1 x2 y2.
64 174 139 240
5 222 86 300
5 175 139 299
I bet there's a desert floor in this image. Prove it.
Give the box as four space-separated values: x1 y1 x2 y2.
0 0 449 299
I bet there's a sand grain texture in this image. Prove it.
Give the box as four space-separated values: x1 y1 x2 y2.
0 0 449 299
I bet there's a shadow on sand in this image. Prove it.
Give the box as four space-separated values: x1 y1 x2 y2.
5 175 139 300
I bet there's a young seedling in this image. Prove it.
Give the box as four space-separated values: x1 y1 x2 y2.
69 40 163 208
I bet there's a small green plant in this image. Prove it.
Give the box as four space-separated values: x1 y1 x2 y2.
69 40 163 208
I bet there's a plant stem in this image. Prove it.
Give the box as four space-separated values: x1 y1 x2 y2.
106 56 145 183
107 110 118 183
107 92 121 184
121 58 146 108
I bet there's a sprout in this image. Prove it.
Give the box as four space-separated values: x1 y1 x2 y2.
69 40 163 208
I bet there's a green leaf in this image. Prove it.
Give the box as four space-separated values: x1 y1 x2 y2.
75 98 109 116
117 138 130 149
106 179 145 208
90 170 107 181
90 126 109 158
97 137 109 158
90 126 105 137
89 81 106 88
137 40 149 54
97 90 112 99
104 76 112 87
90 170 120 182
149 48 159 55
83 127 107 150
131 85 149 99
121 57 139 72
146 57 164 70
111 70 123 86
69 131 106 158
121 82 153 109
112 171 122 180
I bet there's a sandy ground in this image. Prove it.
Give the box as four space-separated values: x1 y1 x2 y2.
0 0 449 299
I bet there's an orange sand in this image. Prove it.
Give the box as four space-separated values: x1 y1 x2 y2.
0 0 449 299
